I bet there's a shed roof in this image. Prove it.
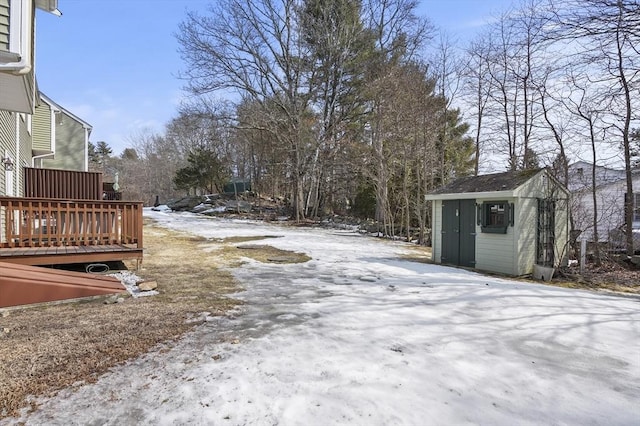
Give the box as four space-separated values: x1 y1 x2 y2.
430 169 543 195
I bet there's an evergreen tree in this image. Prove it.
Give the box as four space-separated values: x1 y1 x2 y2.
442 108 476 178
173 147 228 195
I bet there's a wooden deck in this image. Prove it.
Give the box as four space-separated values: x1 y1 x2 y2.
0 197 143 267
0 244 142 266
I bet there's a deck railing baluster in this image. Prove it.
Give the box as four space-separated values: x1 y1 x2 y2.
0 197 142 250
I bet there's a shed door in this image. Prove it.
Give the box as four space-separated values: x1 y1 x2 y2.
441 201 460 265
459 199 477 268
441 199 476 268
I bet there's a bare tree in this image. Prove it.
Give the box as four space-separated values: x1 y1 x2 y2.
360 0 433 229
468 0 552 172
564 71 608 265
463 33 493 175
429 31 465 183
300 0 372 217
549 0 640 254
178 0 314 220
121 129 185 205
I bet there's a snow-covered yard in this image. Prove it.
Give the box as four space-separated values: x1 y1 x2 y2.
8 210 639 425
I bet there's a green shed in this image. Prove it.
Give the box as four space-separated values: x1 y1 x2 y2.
425 169 570 277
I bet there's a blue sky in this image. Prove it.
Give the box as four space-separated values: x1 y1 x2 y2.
36 0 514 154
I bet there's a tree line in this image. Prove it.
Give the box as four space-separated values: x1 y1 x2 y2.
93 0 638 251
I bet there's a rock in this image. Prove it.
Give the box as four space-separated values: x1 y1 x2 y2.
191 203 213 213
0 310 9 318
166 196 204 211
116 297 125 303
104 295 119 304
138 280 158 291
225 200 252 213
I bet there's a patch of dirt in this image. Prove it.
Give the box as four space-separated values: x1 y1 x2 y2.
219 235 282 244
230 244 311 264
0 219 310 419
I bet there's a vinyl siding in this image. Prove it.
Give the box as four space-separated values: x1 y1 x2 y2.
0 110 21 196
514 197 538 275
0 109 13 195
32 101 52 151
432 200 442 262
0 112 34 196
0 0 9 52
474 198 518 275
42 111 86 171
573 176 640 242
17 112 31 195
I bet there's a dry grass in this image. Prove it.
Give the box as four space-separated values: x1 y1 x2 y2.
224 244 311 264
0 219 309 419
553 263 640 294
219 235 282 244
401 245 433 263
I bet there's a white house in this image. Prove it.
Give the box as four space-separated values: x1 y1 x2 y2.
568 162 640 249
425 168 570 277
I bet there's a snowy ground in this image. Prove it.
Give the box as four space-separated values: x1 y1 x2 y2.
6 210 639 425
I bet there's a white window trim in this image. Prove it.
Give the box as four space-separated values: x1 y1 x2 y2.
0 0 33 73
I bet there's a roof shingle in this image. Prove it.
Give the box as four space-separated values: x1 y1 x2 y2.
430 169 542 195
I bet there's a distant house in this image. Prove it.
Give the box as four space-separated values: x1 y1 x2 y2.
568 161 640 248
34 93 91 171
567 161 627 192
425 169 570 276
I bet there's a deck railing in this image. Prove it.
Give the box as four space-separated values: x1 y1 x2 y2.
0 197 143 249
24 167 103 200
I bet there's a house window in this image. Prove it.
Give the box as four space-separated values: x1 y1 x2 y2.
634 193 640 223
480 201 511 234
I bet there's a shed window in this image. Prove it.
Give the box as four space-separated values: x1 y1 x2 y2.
480 201 512 234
